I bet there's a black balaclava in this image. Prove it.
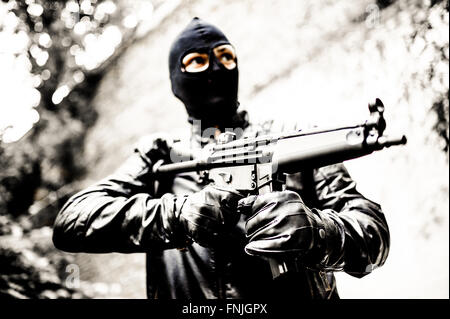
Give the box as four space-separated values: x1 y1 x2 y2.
169 17 241 130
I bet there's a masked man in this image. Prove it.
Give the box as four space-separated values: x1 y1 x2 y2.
53 18 390 299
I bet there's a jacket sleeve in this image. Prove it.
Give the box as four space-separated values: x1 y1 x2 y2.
313 163 390 277
52 137 187 253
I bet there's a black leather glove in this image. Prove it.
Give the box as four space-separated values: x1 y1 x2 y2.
137 133 174 165
166 185 243 248
237 190 345 267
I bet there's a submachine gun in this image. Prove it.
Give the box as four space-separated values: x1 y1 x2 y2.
153 98 407 279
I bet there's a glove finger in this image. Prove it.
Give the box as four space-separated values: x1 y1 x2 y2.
181 204 224 231
220 206 241 228
237 195 258 216
245 238 308 259
238 191 298 216
238 194 273 213
211 184 244 198
181 212 230 248
244 200 280 236
182 203 241 240
203 186 242 227
185 220 221 248
247 211 313 239
204 185 244 209
189 220 236 249
239 193 287 221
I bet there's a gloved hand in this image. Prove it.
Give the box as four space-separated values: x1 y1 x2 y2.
237 190 345 267
137 133 174 165
170 185 243 248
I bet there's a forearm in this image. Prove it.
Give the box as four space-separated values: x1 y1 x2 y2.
52 140 186 253
314 164 390 276
52 185 184 253
337 197 390 276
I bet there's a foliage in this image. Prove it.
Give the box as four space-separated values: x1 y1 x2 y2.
0 0 145 216
0 0 153 299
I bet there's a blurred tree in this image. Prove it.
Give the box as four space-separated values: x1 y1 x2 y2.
0 0 161 299
0 0 156 217
406 0 449 153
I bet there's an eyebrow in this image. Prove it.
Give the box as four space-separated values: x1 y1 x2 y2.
214 45 233 53
182 52 208 62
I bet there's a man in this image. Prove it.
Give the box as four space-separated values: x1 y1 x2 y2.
53 18 390 299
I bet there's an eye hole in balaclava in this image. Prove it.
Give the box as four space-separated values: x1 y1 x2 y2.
168 17 239 130
182 44 237 73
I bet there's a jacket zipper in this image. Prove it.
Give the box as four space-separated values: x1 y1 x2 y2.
215 249 225 299
319 270 332 292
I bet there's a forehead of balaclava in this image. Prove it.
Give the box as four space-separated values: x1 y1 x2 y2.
168 17 239 129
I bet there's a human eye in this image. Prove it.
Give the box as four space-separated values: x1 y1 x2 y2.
213 45 237 70
192 56 207 65
220 53 233 62
182 52 209 72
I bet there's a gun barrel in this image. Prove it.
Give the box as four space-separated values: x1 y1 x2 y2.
378 135 407 147
154 159 202 175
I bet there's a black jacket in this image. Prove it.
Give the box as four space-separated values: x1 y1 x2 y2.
53 122 390 299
